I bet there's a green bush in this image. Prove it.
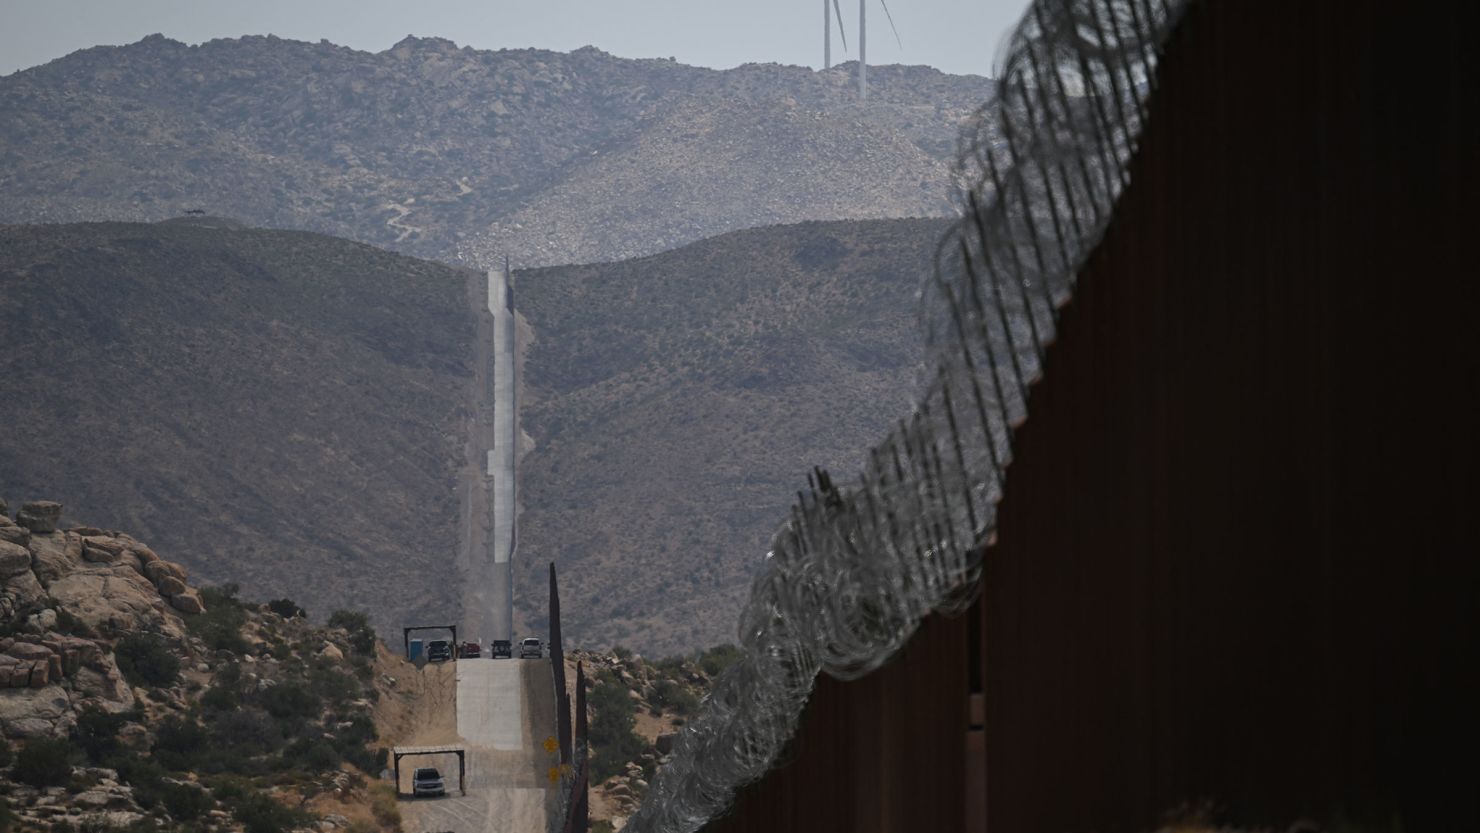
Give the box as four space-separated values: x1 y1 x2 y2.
228 792 314 833
649 679 700 716
259 681 321 721
202 684 240 712
112 758 168 810
307 666 359 708
14 736 75 787
265 598 306 619
152 717 208 771
71 705 126 764
327 610 376 656
588 680 646 782
698 643 744 678
162 782 213 821
115 632 180 687
190 586 250 653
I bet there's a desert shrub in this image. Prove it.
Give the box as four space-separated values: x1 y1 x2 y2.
190 585 250 653
162 782 213 821
588 680 645 782
327 610 376 656
649 679 700 716
112 758 167 809
259 681 321 721
0 736 11 767
610 645 632 661
152 717 208 770
14 736 75 787
308 666 359 707
209 707 281 755
70 705 126 764
265 598 305 619
115 632 180 687
228 792 314 833
297 741 341 774
698 643 744 678
201 684 240 712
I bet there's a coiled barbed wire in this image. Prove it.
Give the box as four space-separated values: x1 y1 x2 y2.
623 2 1187 832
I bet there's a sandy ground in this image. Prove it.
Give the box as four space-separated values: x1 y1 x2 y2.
398 658 561 833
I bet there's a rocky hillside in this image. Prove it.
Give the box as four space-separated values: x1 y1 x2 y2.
0 220 475 641
560 645 741 832
0 34 987 266
515 217 949 653
0 499 403 833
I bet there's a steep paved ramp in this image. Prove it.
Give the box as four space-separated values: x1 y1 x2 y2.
399 658 559 833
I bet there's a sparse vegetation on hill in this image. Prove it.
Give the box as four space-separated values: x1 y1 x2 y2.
0 221 475 642
517 218 949 653
566 645 743 829
0 35 987 267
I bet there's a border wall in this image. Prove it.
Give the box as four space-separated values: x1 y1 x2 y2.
700 2 1477 831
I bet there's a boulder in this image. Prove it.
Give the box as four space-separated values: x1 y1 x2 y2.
155 575 188 597
0 684 69 736
143 559 187 586
16 501 62 533
0 540 31 578
0 517 29 548
320 642 344 662
169 589 206 615
129 544 160 564
2 568 46 609
5 641 53 662
27 532 80 585
81 537 128 564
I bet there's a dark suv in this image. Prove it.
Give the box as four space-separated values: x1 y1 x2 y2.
491 640 512 659
426 640 452 663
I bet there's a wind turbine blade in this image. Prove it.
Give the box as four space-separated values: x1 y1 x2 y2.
877 0 902 49
832 0 849 52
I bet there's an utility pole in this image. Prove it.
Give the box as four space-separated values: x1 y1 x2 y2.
824 0 831 69
858 0 867 99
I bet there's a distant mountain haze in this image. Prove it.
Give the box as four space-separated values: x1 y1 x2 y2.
0 34 988 267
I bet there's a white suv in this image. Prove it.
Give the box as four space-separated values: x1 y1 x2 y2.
518 637 543 659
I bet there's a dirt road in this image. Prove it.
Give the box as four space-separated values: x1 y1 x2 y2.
398 658 561 833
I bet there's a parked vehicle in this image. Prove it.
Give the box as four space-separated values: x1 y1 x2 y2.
491 639 512 659
458 641 482 659
426 640 452 663
412 767 446 797
519 637 543 659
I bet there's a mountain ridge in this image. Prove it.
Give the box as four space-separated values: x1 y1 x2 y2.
0 33 986 267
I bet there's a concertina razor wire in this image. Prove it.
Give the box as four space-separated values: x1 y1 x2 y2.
624 2 1189 831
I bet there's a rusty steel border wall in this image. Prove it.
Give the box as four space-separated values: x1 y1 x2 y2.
691 1 1478 832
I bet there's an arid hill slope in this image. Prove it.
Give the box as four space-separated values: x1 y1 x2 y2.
0 35 986 267
0 219 475 639
513 217 949 653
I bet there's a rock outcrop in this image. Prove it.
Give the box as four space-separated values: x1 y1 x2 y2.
0 500 200 738
15 500 62 533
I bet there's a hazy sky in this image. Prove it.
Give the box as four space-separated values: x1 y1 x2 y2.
0 0 1031 78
